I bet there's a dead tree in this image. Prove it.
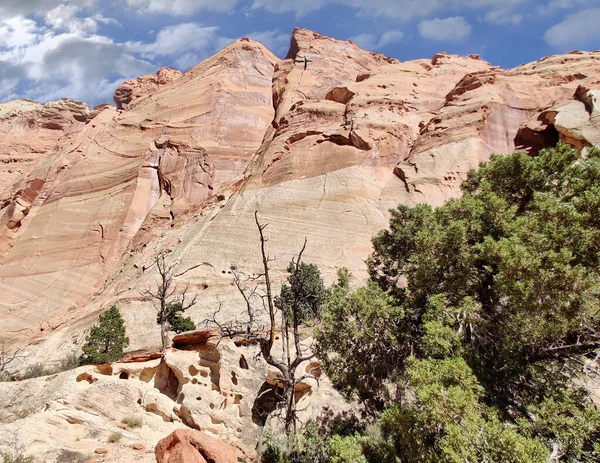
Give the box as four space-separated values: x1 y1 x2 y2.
143 251 197 349
205 211 320 435
0 342 24 379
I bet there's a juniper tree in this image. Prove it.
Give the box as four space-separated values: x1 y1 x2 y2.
316 144 600 462
79 306 129 365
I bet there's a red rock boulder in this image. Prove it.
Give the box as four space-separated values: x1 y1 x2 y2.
155 429 241 463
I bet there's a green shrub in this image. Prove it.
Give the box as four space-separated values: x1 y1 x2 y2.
107 432 122 443
166 314 196 334
328 435 367 463
121 416 142 428
259 425 328 463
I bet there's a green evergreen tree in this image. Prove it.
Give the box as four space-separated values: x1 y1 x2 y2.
317 144 600 462
79 306 129 365
165 308 196 334
275 261 328 322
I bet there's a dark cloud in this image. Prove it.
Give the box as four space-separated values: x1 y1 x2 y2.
0 60 26 80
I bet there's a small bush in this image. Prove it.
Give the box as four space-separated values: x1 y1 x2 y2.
56 353 79 372
55 450 91 463
0 371 13 382
21 363 46 379
167 315 196 334
1 449 34 463
121 416 142 428
107 432 122 443
259 425 328 463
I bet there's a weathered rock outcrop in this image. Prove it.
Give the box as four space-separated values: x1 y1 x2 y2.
1 26 599 368
114 67 183 110
0 38 278 345
0 330 342 462
155 429 242 463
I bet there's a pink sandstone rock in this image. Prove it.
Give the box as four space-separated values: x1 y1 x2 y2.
155 429 241 463
0 29 598 377
113 67 183 110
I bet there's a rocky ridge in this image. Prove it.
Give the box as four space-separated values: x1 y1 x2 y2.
0 27 599 462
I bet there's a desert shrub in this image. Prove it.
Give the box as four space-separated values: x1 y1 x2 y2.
55 450 91 463
259 425 328 463
107 432 122 443
1 445 34 463
21 363 46 379
121 416 142 428
166 313 196 334
56 353 79 372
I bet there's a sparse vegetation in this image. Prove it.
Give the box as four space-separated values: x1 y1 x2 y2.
0 342 25 382
1 453 34 463
21 363 46 379
121 416 142 428
207 212 327 435
107 432 122 443
55 450 92 463
0 441 34 463
145 251 197 349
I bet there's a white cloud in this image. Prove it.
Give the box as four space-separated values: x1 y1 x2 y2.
174 53 201 70
536 0 594 15
0 13 155 105
0 17 39 48
544 8 600 49
250 0 328 16
0 0 97 18
418 16 472 41
125 23 219 58
349 30 404 50
250 0 529 22
484 9 523 25
124 0 241 15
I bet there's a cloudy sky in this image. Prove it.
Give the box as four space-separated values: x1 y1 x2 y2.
0 0 598 106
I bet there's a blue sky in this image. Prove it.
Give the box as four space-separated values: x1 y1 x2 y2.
0 0 599 106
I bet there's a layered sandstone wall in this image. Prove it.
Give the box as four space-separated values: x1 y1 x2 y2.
0 28 598 362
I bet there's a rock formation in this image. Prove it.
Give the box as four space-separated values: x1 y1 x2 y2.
0 330 344 462
155 429 244 463
114 67 183 110
0 27 599 462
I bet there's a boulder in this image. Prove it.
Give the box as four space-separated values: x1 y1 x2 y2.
155 429 240 463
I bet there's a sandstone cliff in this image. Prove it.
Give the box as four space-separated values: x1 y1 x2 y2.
0 27 599 461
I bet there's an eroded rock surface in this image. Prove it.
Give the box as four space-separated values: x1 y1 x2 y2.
0 38 278 345
0 330 341 462
155 429 242 463
1 28 600 460
114 67 183 110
